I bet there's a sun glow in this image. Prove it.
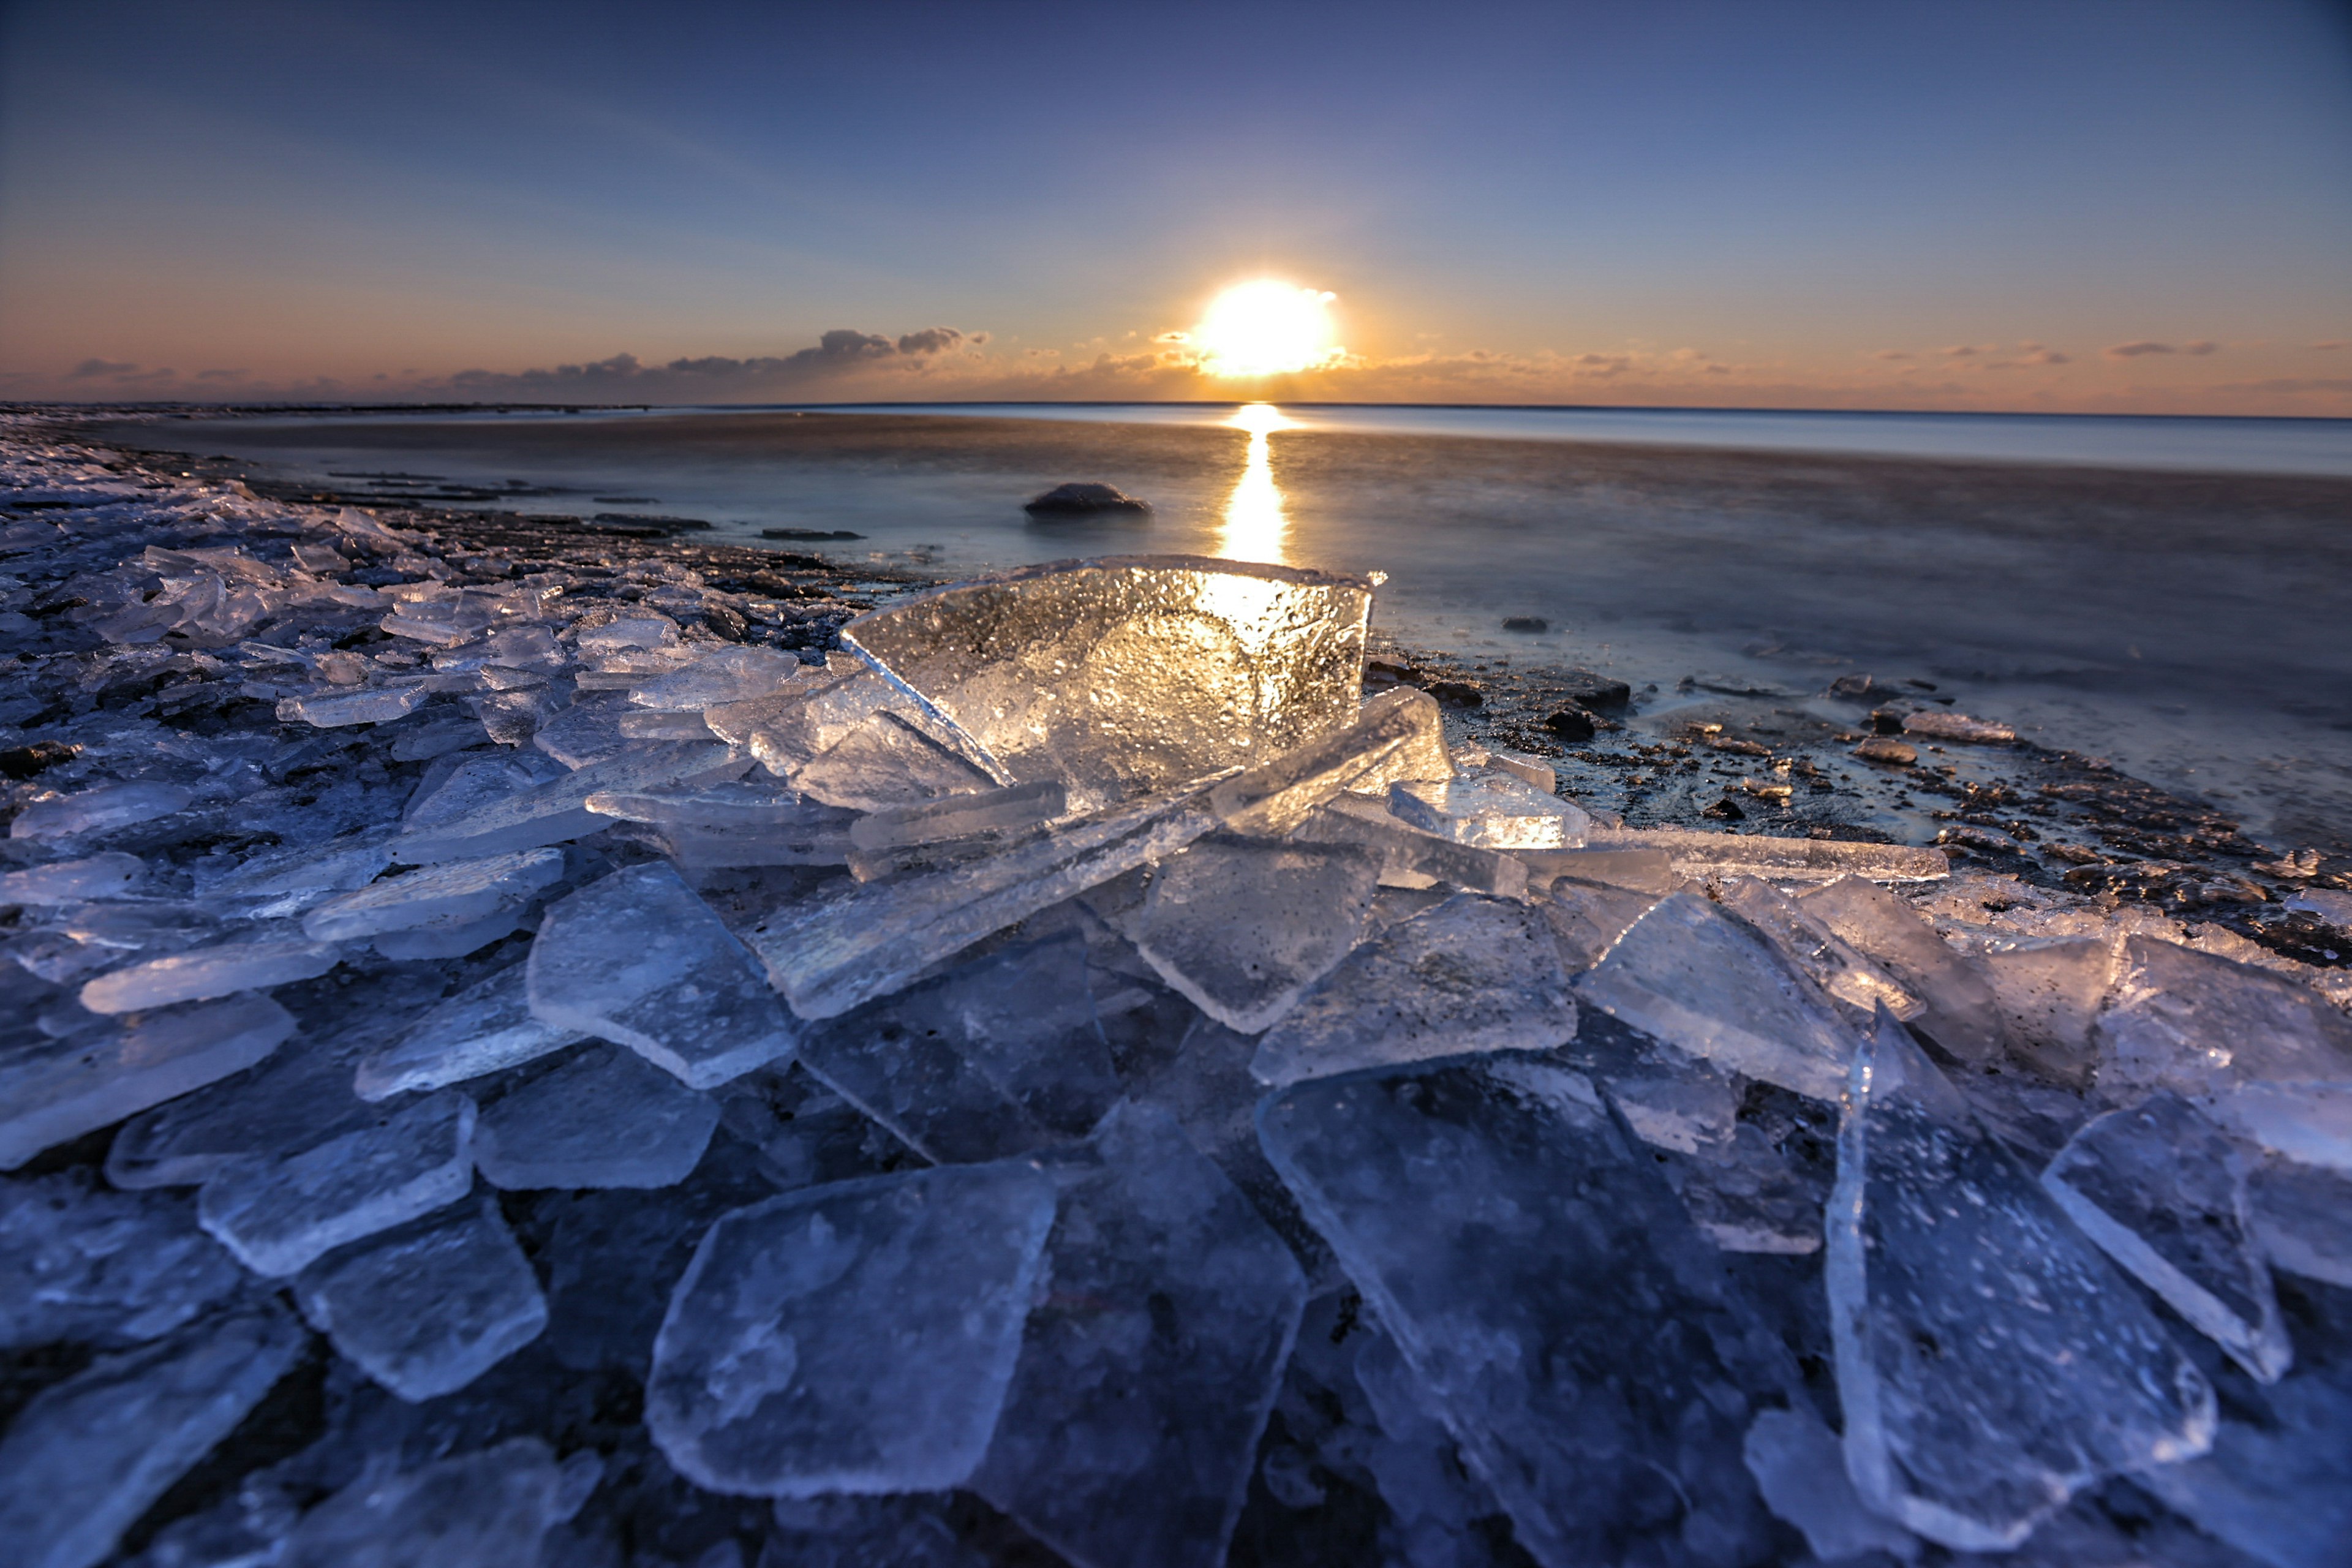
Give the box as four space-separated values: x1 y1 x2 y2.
1196 282 1340 377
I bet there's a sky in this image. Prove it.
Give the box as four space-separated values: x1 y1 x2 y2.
2 0 2348 414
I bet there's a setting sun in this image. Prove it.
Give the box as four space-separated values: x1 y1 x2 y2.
1196 281 1341 377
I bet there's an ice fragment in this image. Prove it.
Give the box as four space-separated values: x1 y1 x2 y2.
2095 933 2352 1099
276 682 428 727
789 710 999 811
300 847 564 942
1719 875 1922 1021
1125 835 1379 1033
0 1169 246 1348
1290 792 1529 896
475 1042 719 1188
10 780 192 840
2247 1158 2352 1287
279 1438 579 1568
1386 772 1589 850
389 740 736 862
1206 687 1446 839
1582 825 1950 883
2137 1366 2352 1568
1800 873 2005 1061
79 935 339 1013
1742 1406 1920 1562
0 851 146 905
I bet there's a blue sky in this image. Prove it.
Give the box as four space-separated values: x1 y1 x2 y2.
2 0 2348 410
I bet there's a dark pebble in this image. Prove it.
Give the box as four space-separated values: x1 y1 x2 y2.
1541 706 1596 740
1867 706 1910 735
1501 616 1549 633
0 740 78 779
1853 736 1918 766
1827 673 1877 700
1427 680 1485 708
1363 658 1423 688
1558 669 1632 707
1024 482 1151 516
1702 796 1747 821
761 528 865 541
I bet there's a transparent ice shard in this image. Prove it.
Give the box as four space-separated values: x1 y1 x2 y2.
973 1104 1307 1568
1977 934 2119 1083
1800 874 2005 1062
1386 773 1590 850
389 740 737 862
197 1089 477 1276
1515 845 1681 894
294 1198 548 1400
279 1438 581 1568
0 1307 305 1568
763 1496 994 1568
78 935 339 1014
1580 826 1950 883
0 994 295 1170
2248 1157 2352 1287
740 665 989 780
1251 892 1575 1087
1290 792 1529 897
789 710 998 812
1671 1122 1828 1255
1602 1060 1740 1155
530 692 638 767
2040 1091 2290 1382
1826 1011 2215 1550
475 1043 719 1189
1539 877 1664 970
645 1160 1060 1497
2137 1367 2352 1568
1206 687 1446 839
1742 1406 1920 1563
2214 1080 2352 1173
300 848 564 943
106 1028 376 1191
1259 1058 1797 1568
403 748 567 833
587 778 856 868
275 682 428 728
2095 934 2352 1099
1574 891 1861 1101
0 1169 246 1349
10 780 193 840
629 644 810 709
841 556 1373 810
1124 835 1380 1033
192 831 394 915
749 777 1224 1021
0 851 146 905
849 778 1067 851
528 862 797 1088
1719 875 1922 1021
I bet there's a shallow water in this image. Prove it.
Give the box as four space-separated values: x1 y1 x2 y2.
113 404 2352 846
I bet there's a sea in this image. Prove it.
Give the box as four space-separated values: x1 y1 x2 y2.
104 402 2352 846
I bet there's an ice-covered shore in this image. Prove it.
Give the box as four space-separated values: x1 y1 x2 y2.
1 418 2350 1568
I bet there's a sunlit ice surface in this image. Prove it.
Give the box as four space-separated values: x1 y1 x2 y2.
1218 403 1290 564
1196 282 1340 377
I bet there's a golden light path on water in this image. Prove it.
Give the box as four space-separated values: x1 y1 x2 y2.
1216 402 1290 564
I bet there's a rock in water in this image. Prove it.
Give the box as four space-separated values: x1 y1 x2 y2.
1574 890 1861 1101
1126 836 1380 1033
0 1308 305 1568
646 1160 1059 1496
1826 1010 2215 1550
1258 1058 1797 1568
973 1104 1307 1568
473 1042 719 1189
1022 481 1152 515
1251 892 1576 1086
2040 1091 2290 1382
295 1198 548 1401
527 861 797 1088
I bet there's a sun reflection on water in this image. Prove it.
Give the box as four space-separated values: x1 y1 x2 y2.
1218 403 1291 564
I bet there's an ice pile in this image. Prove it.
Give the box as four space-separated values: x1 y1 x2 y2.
2 424 2351 1568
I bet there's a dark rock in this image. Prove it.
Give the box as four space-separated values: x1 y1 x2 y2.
0 741 78 779
1557 669 1632 708
1826 673 1878 701
702 605 750 643
1362 658 1423 688
1540 707 1596 741
760 528 865 541
1500 616 1549 633
1866 706 1910 735
1022 483 1151 516
1702 796 1746 821
1425 680 1484 709
1853 736 1918 766
590 513 713 532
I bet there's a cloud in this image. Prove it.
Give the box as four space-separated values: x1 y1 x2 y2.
2312 340 2348 350
194 368 248 382
68 358 141 379
1872 350 1913 361
2105 339 2219 359
893 327 965 356
1939 344 1996 358
1983 345 2070 369
442 326 989 399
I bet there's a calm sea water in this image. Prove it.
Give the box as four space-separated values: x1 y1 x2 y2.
119 402 2352 844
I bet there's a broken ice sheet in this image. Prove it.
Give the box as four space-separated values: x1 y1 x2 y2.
1800 873 2005 1063
1291 791 1529 897
1717 875 1922 1022
530 692 640 768
276 682 429 728
2095 933 2352 1099
789 710 998 812
1124 835 1379 1033
2248 1156 2352 1287
0 851 146 905
9 779 193 840
0 1169 247 1349
1251 891 1576 1087
474 1042 719 1189
279 1437 589 1568
1581 824 1951 884
0 993 295 1171
2040 1091 2289 1382
2137 1363 2352 1568
1742 1405 1920 1562
1386 772 1590 850
1826 1011 2214 1551
587 778 856 869
1669 1123 1828 1255
355 962 584 1101
1538 876 1664 970
403 748 568 834
300 847 564 942
1205 686 1447 839
528 861 797 1088
78 933 340 1014
197 1088 476 1276
628 644 810 709
1574 890 1861 1101
972 1104 1306 1568
295 1197 548 1401
841 556 1373 810
389 739 736 862
1258 1058 1797 1568
646 1159 1058 1497
1975 932 2118 1083
0 1307 304 1568
849 778 1067 851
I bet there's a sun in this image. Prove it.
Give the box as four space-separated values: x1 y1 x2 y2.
1195 281 1340 377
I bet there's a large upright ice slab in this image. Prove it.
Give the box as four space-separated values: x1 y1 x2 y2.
1800 874 2005 1062
842 556 1373 809
1126 836 1379 1033
279 1438 583 1568
197 1090 477 1276
1574 891 1861 1101
0 993 295 1169
355 962 587 1100
646 1161 1059 1497
0 1170 246 1349
0 1307 305 1568
1259 1059 1796 1568
2041 1091 2288 1381
1251 892 1576 1086
389 741 737 862
295 1198 548 1400
474 1042 718 1189
80 935 339 1014
1826 1011 2214 1550
2095 934 2352 1099
528 861 796 1088
973 1104 1306 1568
